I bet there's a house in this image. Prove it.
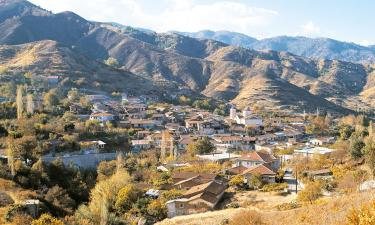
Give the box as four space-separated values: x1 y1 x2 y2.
46 76 59 85
89 112 115 123
309 137 335 146
136 130 152 139
224 165 248 176
306 169 333 180
172 172 217 185
69 103 88 114
177 135 195 150
196 153 240 163
130 119 156 129
213 135 242 151
166 180 227 218
242 164 276 185
234 151 280 171
294 147 335 158
80 140 106 153
229 107 263 127
85 95 109 103
131 140 152 152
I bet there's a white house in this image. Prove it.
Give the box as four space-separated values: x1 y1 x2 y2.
89 112 115 123
230 107 263 127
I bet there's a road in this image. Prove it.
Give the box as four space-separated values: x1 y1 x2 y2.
283 170 303 194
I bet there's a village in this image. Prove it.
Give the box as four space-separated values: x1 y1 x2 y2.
28 90 347 219
0 76 374 225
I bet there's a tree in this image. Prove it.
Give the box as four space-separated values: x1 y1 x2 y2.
187 137 215 156
32 214 64 225
365 138 375 176
8 136 37 163
26 94 35 114
349 137 365 160
340 126 354 140
297 181 322 204
85 120 101 134
229 175 244 189
44 185 76 216
147 199 167 221
114 184 142 212
249 173 264 189
16 85 24 119
104 57 120 68
160 189 183 201
97 160 117 181
43 89 59 110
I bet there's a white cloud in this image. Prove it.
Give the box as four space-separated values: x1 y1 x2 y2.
301 21 320 35
29 0 278 36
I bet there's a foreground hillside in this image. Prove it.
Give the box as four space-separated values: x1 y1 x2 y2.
158 190 375 225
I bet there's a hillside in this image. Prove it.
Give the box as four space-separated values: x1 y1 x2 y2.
0 40 160 95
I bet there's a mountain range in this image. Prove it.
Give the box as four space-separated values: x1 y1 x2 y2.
181 31 375 63
0 0 374 114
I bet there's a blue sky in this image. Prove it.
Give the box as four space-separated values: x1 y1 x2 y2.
29 0 375 45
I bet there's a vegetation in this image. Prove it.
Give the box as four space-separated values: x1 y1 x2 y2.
186 136 216 155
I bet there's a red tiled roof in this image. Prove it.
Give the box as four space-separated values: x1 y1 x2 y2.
239 151 275 163
242 164 276 176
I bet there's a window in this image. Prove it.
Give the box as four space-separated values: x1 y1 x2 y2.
179 203 184 208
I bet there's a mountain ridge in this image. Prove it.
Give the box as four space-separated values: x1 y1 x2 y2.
0 0 373 114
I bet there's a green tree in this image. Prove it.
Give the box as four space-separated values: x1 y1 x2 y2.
249 173 264 189
349 137 365 160
8 136 37 162
187 137 215 155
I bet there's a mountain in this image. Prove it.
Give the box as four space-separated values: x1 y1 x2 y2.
251 36 375 63
0 0 373 114
177 30 257 49
180 30 375 63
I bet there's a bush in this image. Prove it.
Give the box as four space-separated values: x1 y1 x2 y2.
32 214 64 225
346 200 375 225
229 210 264 225
260 183 288 192
297 181 322 204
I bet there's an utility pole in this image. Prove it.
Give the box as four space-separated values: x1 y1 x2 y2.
295 165 298 194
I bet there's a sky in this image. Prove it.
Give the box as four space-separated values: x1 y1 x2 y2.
29 0 375 46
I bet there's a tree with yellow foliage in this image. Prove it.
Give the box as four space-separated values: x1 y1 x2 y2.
32 214 64 225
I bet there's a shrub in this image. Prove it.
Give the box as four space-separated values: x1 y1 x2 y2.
229 210 264 225
32 214 64 225
260 183 288 192
346 200 375 225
